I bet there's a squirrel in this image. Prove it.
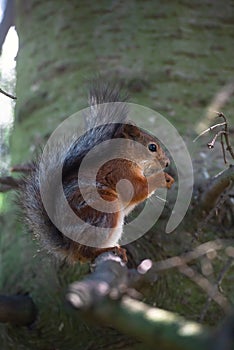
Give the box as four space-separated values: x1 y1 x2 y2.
21 81 174 264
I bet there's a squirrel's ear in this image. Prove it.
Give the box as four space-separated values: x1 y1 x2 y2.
114 122 140 139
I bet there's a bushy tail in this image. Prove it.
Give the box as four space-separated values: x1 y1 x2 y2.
21 81 129 260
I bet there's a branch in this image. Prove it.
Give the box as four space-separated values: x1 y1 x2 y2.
66 253 210 350
0 163 33 192
199 165 234 213
66 252 234 349
150 239 233 272
86 296 209 350
145 239 233 312
218 113 234 160
0 175 23 192
193 122 226 142
178 264 229 312
66 253 136 309
0 87 17 100
194 111 234 164
11 163 33 173
0 294 37 326
66 240 233 313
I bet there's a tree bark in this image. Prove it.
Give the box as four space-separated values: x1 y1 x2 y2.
1 0 233 349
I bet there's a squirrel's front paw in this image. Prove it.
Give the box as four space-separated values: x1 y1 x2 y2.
164 172 174 189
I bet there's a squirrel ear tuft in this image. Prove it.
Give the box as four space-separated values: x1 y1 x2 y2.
124 123 140 138
114 122 140 139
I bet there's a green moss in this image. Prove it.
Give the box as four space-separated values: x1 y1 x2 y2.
14 0 234 151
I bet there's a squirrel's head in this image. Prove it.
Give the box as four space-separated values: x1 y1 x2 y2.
113 123 170 175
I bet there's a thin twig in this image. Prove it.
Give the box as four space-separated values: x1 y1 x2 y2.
149 240 233 312
218 112 234 160
193 122 226 142
11 163 33 173
0 176 23 192
150 239 233 272
0 87 17 100
178 264 229 313
0 163 33 192
194 112 234 164
220 133 227 164
207 130 227 149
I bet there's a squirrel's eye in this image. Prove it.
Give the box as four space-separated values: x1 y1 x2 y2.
148 143 157 152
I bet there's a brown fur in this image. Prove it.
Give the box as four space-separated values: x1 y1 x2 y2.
21 83 174 264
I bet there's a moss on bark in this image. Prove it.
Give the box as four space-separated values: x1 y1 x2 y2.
1 0 233 349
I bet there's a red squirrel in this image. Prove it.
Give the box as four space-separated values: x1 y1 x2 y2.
21 82 174 263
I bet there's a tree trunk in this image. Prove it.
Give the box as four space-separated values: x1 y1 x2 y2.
0 0 233 349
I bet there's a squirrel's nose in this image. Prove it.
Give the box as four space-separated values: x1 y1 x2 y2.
160 158 170 169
